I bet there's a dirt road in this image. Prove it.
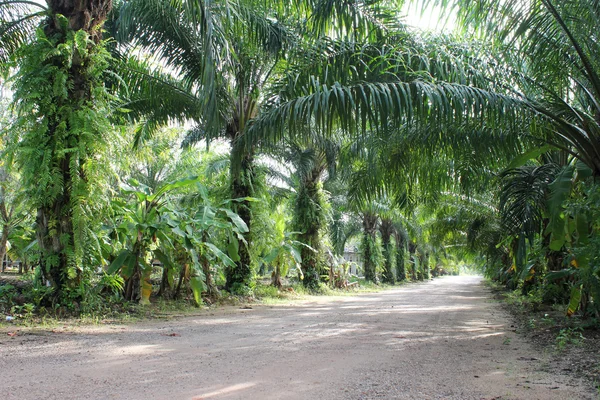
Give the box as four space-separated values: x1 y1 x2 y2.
0 276 593 399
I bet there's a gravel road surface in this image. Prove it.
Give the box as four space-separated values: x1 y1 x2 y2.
1 276 593 399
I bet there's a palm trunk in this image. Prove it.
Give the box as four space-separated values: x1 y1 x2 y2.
409 242 417 281
362 213 378 283
295 168 325 288
422 252 430 280
37 156 76 291
394 232 406 282
30 1 113 300
226 147 254 293
380 219 395 284
0 226 8 273
0 199 10 273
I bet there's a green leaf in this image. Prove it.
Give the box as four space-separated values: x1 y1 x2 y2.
190 276 205 306
228 196 259 203
74 30 88 56
567 286 582 317
172 226 187 238
107 250 133 274
575 160 593 180
121 254 137 278
205 243 236 267
154 249 173 270
150 175 199 202
545 269 575 282
224 209 249 233
227 240 240 262
547 166 574 250
575 211 589 245
284 244 302 264
263 248 280 264
22 239 38 253
507 145 552 169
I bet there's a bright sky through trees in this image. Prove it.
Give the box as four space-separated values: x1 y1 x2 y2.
402 2 455 32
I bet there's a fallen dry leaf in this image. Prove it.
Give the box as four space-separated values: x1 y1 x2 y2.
7 332 17 337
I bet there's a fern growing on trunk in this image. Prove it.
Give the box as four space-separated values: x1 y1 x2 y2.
11 3 113 301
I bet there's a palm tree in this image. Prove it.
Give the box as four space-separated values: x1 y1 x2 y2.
113 0 294 293
112 0 417 291
379 216 396 284
327 179 362 262
393 221 408 281
2 0 114 299
359 207 380 283
0 167 27 272
270 132 339 287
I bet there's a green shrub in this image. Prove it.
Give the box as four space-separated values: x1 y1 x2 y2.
253 284 279 299
0 284 17 313
541 283 569 305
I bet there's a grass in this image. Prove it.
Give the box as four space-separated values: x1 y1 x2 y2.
555 327 585 351
252 277 405 300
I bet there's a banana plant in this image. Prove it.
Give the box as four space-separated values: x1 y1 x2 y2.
161 185 250 303
265 207 310 288
107 176 200 304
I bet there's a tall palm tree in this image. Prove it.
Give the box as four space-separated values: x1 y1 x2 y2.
2 0 114 299
359 207 380 282
113 0 293 292
393 220 408 281
379 216 396 284
112 0 414 291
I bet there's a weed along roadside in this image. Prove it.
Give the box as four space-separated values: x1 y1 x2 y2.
488 280 600 388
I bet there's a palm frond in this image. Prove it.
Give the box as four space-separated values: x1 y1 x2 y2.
0 1 46 67
499 163 560 239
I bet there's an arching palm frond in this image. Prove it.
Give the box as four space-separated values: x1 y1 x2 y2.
425 192 501 261
110 54 200 146
306 0 405 39
499 163 560 240
0 1 47 67
249 33 531 154
422 0 600 175
113 0 296 142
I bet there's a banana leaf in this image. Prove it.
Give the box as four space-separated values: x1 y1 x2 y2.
567 286 582 317
190 276 205 305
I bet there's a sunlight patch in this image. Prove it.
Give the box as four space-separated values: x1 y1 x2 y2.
193 382 256 399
